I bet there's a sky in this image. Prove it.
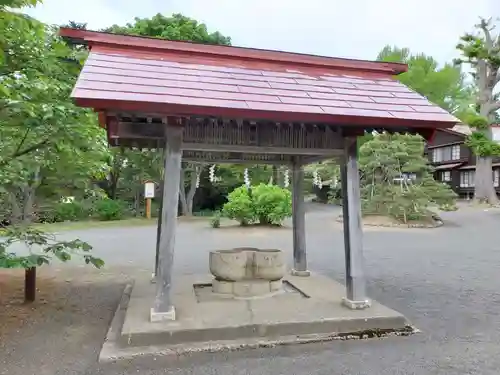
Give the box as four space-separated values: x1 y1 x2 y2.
24 0 500 64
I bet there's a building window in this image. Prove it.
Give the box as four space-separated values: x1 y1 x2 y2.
460 171 475 187
432 148 442 162
440 171 451 182
432 145 461 162
460 170 499 188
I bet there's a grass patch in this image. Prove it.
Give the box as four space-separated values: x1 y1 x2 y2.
0 214 215 234
0 217 155 234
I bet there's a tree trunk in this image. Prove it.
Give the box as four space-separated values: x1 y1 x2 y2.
22 185 35 224
178 165 201 216
24 267 36 303
272 166 278 185
22 166 41 224
474 156 499 204
178 173 189 216
472 46 499 206
133 188 140 216
108 172 119 200
7 190 22 224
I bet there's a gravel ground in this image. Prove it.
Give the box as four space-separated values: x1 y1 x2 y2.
2 204 500 375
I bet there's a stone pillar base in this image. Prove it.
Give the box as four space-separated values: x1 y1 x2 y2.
342 297 371 310
150 306 176 322
291 269 311 277
213 279 282 298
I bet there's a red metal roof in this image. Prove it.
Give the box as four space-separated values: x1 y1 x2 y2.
61 29 459 129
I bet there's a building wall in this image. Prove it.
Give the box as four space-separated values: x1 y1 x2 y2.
427 129 500 198
430 130 464 145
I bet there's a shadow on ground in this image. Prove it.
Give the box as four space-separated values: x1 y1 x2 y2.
1 204 500 375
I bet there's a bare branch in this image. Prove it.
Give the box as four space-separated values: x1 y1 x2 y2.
476 17 500 88
0 138 51 168
13 128 31 157
478 17 494 50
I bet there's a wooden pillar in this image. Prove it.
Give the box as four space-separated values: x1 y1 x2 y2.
154 151 166 279
153 191 163 278
145 198 152 219
151 124 183 322
340 138 370 309
291 158 310 276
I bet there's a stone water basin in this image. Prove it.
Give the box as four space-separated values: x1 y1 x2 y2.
208 248 286 297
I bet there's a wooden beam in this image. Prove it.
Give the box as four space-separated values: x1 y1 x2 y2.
291 158 310 276
182 143 342 155
299 154 342 165
111 137 343 156
340 138 370 309
182 156 292 165
151 124 183 322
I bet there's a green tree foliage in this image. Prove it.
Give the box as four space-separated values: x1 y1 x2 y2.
377 45 472 113
455 17 500 204
100 14 231 214
0 4 104 276
0 226 103 269
1 0 40 9
99 148 163 218
104 13 231 45
222 184 292 226
359 133 457 223
0 13 108 223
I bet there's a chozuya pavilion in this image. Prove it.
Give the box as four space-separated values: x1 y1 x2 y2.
60 27 459 348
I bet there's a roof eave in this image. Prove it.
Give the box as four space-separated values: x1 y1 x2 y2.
75 97 458 131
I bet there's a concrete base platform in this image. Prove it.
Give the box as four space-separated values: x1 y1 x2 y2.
100 273 411 361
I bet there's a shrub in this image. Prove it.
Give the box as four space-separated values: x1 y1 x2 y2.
210 211 221 228
222 184 292 226
53 201 88 222
93 199 127 221
251 183 292 225
222 186 255 225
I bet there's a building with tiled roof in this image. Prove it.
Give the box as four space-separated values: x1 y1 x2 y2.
427 125 500 198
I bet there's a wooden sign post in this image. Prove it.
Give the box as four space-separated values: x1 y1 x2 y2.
144 181 155 219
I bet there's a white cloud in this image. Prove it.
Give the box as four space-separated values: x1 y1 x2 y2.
24 0 499 63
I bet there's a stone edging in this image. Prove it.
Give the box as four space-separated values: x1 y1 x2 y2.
336 215 443 229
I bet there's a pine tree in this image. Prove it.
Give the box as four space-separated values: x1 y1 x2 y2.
359 133 457 223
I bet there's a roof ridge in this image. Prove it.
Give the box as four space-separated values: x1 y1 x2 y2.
59 28 408 75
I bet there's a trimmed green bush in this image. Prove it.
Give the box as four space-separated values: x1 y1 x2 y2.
251 183 292 225
222 184 292 226
222 186 255 225
93 199 127 221
53 201 88 222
